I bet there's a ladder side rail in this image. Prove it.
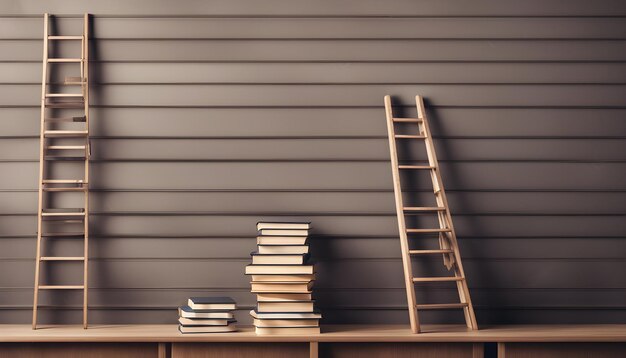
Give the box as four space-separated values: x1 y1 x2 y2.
384 95 420 333
33 12 50 330
415 118 454 268
82 12 90 329
415 95 478 330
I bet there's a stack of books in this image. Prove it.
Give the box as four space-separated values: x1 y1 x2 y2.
178 297 237 333
245 222 321 335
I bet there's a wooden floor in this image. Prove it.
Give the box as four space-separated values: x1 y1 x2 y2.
1 324 625 342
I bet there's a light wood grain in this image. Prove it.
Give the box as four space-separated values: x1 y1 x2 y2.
32 11 49 331
33 13 91 330
384 95 419 333
384 95 478 332
415 95 478 330
0 325 625 343
309 341 318 358
472 343 484 358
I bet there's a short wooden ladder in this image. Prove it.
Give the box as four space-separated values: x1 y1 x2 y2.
33 13 91 330
384 95 478 333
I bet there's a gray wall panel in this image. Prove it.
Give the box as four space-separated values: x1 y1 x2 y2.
0 1 624 325
7 62 626 84
2 191 626 215
4 84 626 107
3 0 626 16
4 17 626 40
4 40 626 62
4 138 626 161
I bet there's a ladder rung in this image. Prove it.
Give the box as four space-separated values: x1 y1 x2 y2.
46 145 86 150
44 156 86 161
413 277 464 283
416 303 468 310
393 117 423 123
45 93 84 98
394 135 426 139
44 130 88 138
403 207 446 212
45 116 87 122
38 285 84 290
409 249 454 255
40 257 85 261
64 77 86 85
42 187 87 192
48 35 83 40
41 209 85 217
406 228 452 233
44 102 84 109
48 58 82 63
41 232 84 238
398 165 435 170
42 179 86 184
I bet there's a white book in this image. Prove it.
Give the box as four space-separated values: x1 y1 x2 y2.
245 265 314 275
179 324 237 334
252 274 315 282
250 309 322 320
258 245 309 254
257 293 312 302
251 253 308 265
254 318 319 328
187 297 236 310
257 301 315 313
257 236 308 245
178 317 233 326
257 222 311 230
259 229 309 236
255 326 320 335
178 306 234 319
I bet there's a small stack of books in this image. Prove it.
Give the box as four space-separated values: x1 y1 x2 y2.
246 222 321 335
178 297 237 333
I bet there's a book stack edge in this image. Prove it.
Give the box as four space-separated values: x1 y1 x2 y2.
246 222 321 335
178 296 237 334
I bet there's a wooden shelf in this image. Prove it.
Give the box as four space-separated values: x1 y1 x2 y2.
0 324 625 343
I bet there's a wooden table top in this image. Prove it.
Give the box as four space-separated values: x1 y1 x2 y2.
1 324 625 343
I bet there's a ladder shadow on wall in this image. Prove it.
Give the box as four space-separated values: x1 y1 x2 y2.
86 15 110 324
425 99 504 325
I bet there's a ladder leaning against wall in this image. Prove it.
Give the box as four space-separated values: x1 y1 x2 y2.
32 13 91 329
384 95 478 333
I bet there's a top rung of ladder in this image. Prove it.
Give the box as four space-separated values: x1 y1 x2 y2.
48 35 83 40
393 118 423 123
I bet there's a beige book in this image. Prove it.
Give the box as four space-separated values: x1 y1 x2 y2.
252 253 308 265
179 324 237 334
251 274 315 282
258 245 309 254
253 318 319 328
257 222 311 230
251 281 313 293
257 301 314 313
257 293 312 302
178 317 233 326
245 265 314 275
257 236 308 245
258 229 309 236
255 326 320 335
251 309 322 320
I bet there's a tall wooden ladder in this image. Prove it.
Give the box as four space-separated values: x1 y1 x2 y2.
33 13 91 329
384 95 478 333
